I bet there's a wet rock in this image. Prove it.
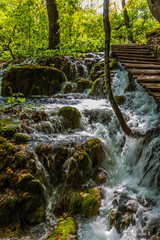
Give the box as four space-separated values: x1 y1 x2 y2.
0 126 16 139
64 151 92 187
14 133 29 144
38 56 76 81
90 70 104 81
89 77 107 98
2 66 66 96
94 168 107 185
81 187 101 218
47 215 77 240
83 138 104 167
59 106 81 129
0 197 20 227
36 145 69 185
110 59 119 70
114 95 126 105
124 82 135 92
54 187 101 218
73 78 92 93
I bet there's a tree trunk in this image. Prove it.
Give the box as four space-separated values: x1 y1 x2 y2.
122 0 134 43
46 0 60 50
103 0 132 136
147 0 160 23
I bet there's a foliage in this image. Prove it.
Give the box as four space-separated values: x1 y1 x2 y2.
0 0 159 61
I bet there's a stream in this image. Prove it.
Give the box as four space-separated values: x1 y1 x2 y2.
0 54 160 240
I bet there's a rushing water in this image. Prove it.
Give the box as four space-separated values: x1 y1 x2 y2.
0 55 160 240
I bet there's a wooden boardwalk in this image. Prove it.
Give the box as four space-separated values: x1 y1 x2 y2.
112 44 160 103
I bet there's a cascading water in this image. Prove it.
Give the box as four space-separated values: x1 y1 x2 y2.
0 54 159 240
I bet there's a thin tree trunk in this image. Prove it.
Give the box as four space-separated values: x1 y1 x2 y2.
122 0 134 43
46 0 60 50
103 0 132 136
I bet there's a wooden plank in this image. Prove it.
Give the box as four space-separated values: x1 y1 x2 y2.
137 75 160 81
140 83 160 91
150 92 160 97
129 69 160 75
123 63 160 69
118 56 158 62
117 53 157 59
119 60 160 65
116 51 153 55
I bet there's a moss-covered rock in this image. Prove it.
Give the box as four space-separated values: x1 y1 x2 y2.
83 138 104 167
110 59 119 70
2 66 66 96
0 197 20 227
14 133 29 144
94 168 107 185
73 78 92 93
89 78 107 98
38 56 76 81
59 107 81 129
124 82 135 92
90 70 104 81
81 187 101 218
0 126 16 139
47 216 77 240
69 192 83 214
92 62 104 72
114 95 126 105
36 145 69 185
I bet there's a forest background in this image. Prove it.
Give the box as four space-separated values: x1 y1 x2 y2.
0 0 159 61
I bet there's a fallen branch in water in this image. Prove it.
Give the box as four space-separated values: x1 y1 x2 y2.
138 165 153 186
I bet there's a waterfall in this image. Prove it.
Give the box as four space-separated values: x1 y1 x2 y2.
0 55 159 240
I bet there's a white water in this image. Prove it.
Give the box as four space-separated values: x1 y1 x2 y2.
0 57 160 239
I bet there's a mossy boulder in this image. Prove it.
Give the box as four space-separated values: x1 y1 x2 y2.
73 78 92 93
65 151 92 187
81 187 101 218
0 197 20 227
114 95 126 105
59 107 81 129
110 59 119 70
124 82 135 92
38 56 76 81
36 145 69 185
0 126 16 139
2 66 67 96
55 187 101 218
14 133 29 144
92 62 104 72
47 216 77 240
69 192 83 214
89 78 107 98
83 138 104 167
90 70 104 81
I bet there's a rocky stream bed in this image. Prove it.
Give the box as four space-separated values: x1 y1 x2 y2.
0 53 159 240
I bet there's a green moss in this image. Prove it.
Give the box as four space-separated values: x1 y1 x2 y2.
89 80 97 95
74 78 92 93
17 173 34 189
124 82 135 92
93 62 104 71
81 188 101 218
14 133 29 144
59 106 81 129
110 59 119 70
26 205 45 224
69 192 83 214
73 151 91 177
48 216 77 240
83 138 104 167
114 95 126 105
0 126 16 139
